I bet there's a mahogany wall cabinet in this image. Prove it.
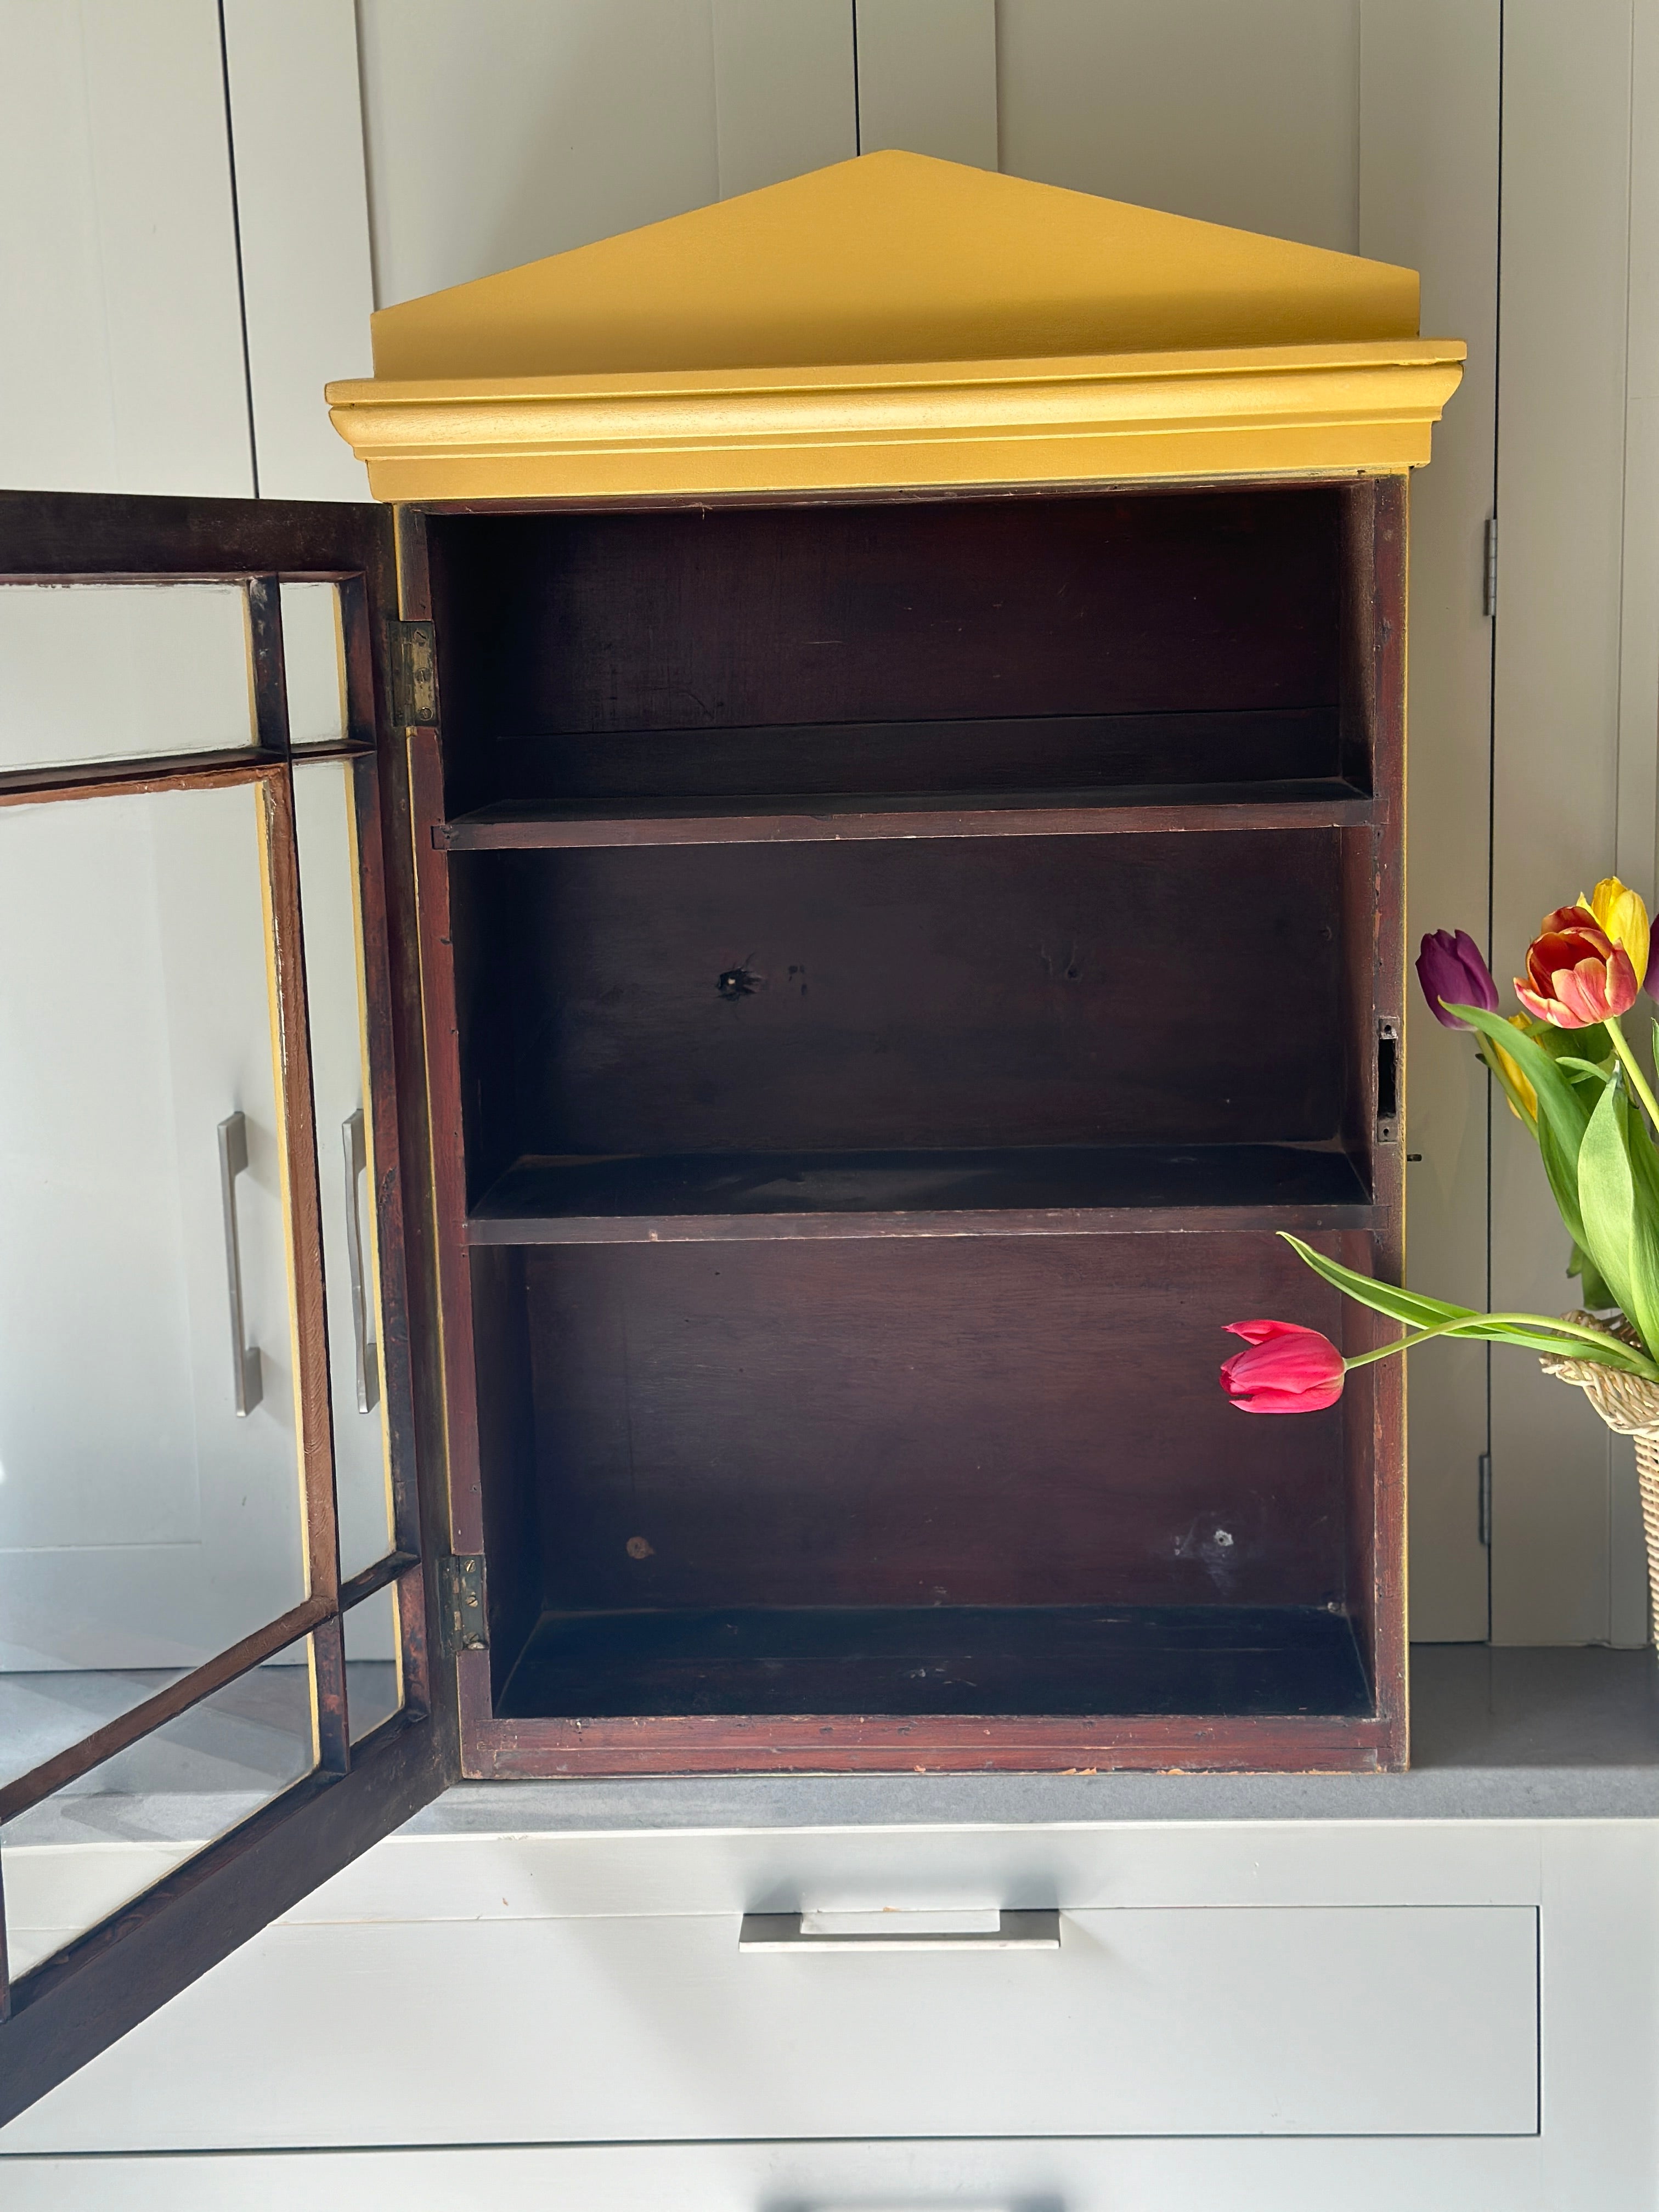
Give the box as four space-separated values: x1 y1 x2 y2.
328 151 1460 1780
409 471 1412 1778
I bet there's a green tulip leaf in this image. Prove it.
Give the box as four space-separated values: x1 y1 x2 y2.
1576 1079 1659 1360
1453 1004 1595 1249
1279 1234 1473 1328
1621 1098 1659 1358
1475 1035 1538 1128
1568 1240 1617 1311
1539 1021 1612 1066
1279 1239 1657 1374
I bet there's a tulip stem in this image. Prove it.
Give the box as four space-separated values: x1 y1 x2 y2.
1340 1309 1659 1382
1605 1017 1659 1136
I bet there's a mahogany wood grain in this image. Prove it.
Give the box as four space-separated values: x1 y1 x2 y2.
347 761 425 1628
465 1141 1373 1244
437 781 1373 850
469 1243 541 1679
428 486 1341 741
261 770 343 1723
1342 476 1409 1760
498 1601 1372 1721
419 473 1409 1779
475 710 1347 811
461 1709 1393 1779
408 725 488 1559
0 487 388 579
518 1232 1351 1614
450 831 1346 1161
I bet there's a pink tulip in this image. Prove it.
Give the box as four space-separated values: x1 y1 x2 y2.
1220 1320 1345 1414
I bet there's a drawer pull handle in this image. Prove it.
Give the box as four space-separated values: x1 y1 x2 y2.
342 1108 379 1413
217 1111 262 1417
738 1910 1060 1953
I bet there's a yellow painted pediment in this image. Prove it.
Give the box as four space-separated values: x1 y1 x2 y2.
328 151 1464 501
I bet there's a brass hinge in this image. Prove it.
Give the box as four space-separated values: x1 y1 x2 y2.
437 1553 487 1655
388 618 439 726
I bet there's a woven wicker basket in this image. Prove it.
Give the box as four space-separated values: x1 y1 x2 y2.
1539 1311 1659 1629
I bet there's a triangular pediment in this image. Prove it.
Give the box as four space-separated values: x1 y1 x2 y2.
369 149 1419 381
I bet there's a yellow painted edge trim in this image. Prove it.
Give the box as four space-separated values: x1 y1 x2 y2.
326 345 1463 502
325 335 1465 409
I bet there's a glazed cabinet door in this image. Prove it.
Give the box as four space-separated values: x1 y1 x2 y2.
0 491 454 2125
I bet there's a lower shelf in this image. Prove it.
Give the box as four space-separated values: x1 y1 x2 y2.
495 1603 1373 1722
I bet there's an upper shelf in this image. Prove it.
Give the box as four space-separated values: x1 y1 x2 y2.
438 779 1373 852
324 151 1465 501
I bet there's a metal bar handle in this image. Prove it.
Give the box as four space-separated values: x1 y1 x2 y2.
738 1910 1060 1953
342 1108 378 1413
217 1111 263 1417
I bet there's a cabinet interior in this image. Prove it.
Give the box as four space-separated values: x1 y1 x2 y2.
424 482 1392 1741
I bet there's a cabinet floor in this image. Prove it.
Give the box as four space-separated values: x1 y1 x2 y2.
495 1601 1372 1719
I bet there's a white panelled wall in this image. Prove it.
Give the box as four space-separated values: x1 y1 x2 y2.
2 0 1656 1643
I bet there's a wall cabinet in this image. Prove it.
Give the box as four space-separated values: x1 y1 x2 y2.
0 150 1463 2117
415 473 1411 1775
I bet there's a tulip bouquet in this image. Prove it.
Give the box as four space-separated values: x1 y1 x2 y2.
1220 877 1659 1430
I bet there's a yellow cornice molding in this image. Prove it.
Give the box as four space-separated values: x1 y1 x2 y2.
328 337 1465 503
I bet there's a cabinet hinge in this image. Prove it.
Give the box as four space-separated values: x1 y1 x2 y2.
388 618 439 727
1483 516 1498 618
1376 1016 1401 1144
437 1553 487 1655
1477 1452 1493 1548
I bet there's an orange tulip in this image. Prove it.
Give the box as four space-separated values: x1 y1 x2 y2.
1515 906 1639 1028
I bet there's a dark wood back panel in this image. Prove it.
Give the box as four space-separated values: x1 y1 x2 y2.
428 486 1343 810
455 828 1345 1160
478 709 1344 807
521 1231 1349 1612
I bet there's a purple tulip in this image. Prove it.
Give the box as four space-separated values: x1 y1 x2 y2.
1416 929 1500 1030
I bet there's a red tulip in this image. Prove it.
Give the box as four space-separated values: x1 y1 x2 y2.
1220 1320 1345 1414
1515 906 1639 1028
1415 929 1499 1029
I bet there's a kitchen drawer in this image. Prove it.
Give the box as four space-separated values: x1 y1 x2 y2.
0 2135 1553 2212
0 1903 1538 2151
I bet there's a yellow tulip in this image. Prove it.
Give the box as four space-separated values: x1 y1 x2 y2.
1491 1015 1538 1127
1578 876 1651 988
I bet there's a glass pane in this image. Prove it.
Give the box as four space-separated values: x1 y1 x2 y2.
345 1585 403 1742
1 1639 317 1980
0 782 311 1788
281 582 348 748
0 583 254 772
294 758 396 1581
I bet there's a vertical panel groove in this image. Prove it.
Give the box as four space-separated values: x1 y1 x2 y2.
215 0 260 497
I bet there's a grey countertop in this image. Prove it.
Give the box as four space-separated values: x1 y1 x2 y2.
7 1646 1656 1848
405 1644 1659 1833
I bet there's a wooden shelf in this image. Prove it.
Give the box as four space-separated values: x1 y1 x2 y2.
438 778 1373 851
466 1142 1373 1245
495 1601 1373 1720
